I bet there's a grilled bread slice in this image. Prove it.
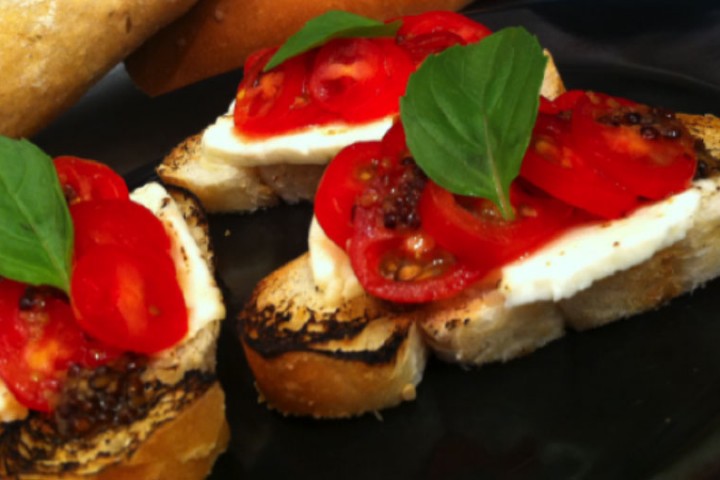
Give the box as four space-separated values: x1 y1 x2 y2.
239 113 720 418
158 54 564 214
0 185 229 479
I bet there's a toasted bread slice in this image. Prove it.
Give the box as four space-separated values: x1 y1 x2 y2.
0 185 229 479
159 54 565 213
239 113 720 417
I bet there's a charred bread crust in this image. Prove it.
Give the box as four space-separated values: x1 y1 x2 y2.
239 255 428 418
239 114 720 416
0 185 228 478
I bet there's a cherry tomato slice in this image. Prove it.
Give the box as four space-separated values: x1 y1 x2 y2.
308 37 414 123
349 202 482 304
71 246 188 354
396 11 492 63
54 156 129 205
520 112 641 218
71 199 172 260
571 92 696 200
234 48 327 137
0 280 116 411
419 181 583 270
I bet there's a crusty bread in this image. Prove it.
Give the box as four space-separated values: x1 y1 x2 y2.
0 185 229 479
239 113 720 417
158 54 565 214
0 0 199 138
126 0 474 96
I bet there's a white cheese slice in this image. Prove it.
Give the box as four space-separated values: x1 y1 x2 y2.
309 185 703 308
201 112 394 168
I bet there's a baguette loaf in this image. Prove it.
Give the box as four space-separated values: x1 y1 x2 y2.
0 0 199 138
126 0 474 96
0 185 229 479
158 55 565 213
239 113 720 418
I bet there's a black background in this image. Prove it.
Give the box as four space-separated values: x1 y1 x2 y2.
33 1 720 478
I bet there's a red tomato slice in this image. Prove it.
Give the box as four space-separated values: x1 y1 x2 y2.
571 92 696 199
520 112 641 218
71 246 188 354
308 37 414 123
419 181 583 270
314 141 386 248
0 280 116 411
234 48 327 136
396 11 492 63
349 203 482 303
71 199 172 260
539 90 587 115
54 156 129 205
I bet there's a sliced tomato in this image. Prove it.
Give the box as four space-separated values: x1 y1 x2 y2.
53 156 129 205
234 48 327 136
70 199 171 260
396 11 492 63
419 180 583 270
0 280 116 411
308 37 414 123
71 246 188 354
314 141 387 248
520 112 641 218
539 90 587 115
571 92 696 199
349 202 482 303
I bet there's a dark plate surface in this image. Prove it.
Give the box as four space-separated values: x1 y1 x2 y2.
33 1 720 479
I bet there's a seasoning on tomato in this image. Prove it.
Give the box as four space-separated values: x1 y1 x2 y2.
54 156 129 204
570 91 697 200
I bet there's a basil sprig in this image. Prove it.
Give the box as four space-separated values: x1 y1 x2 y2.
0 137 73 292
264 11 401 71
401 27 547 220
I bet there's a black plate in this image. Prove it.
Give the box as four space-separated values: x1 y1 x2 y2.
33 2 720 479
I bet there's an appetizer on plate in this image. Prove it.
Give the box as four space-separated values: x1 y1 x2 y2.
238 28 720 417
157 11 563 212
0 139 227 479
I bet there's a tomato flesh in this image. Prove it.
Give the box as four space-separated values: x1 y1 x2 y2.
0 280 116 411
397 11 492 63
571 92 696 199
71 246 188 354
520 111 641 218
70 199 172 260
309 38 414 123
54 156 129 204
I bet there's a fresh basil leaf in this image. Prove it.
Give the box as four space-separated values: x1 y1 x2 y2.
0 137 73 292
264 11 401 71
400 27 547 220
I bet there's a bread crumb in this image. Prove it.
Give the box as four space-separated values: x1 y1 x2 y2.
224 229 231 237
401 384 416 401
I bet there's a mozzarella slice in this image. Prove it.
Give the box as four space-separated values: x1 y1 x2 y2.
201 113 394 168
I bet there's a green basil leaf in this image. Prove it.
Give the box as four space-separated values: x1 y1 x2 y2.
0 137 73 292
264 10 401 71
400 27 547 220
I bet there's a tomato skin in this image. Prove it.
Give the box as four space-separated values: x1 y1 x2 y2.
419 181 584 270
520 112 641 218
54 156 129 204
71 246 188 354
308 38 414 123
70 199 172 260
571 92 696 200
396 11 492 63
0 281 117 411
